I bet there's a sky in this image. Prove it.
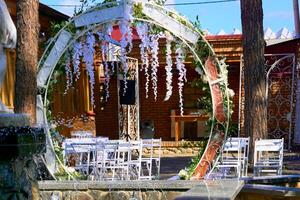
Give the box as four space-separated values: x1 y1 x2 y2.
40 0 295 34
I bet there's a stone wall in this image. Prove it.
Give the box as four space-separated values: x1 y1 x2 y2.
39 178 300 200
38 180 198 200
40 190 184 200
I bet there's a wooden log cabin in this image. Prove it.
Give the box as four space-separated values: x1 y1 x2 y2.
1 0 68 110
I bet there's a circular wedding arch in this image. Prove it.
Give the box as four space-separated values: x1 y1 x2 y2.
37 0 231 180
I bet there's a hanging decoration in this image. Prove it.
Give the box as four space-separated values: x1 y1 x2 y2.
64 52 73 94
72 42 83 81
100 23 114 102
149 34 160 101
101 42 110 101
176 47 187 116
119 1 133 95
119 21 129 95
82 32 96 107
137 23 151 98
164 31 174 101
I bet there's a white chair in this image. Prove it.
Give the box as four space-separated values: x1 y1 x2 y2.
139 138 162 180
222 137 249 177
151 138 162 179
126 140 143 180
208 137 250 179
62 138 96 175
253 138 284 176
94 140 129 181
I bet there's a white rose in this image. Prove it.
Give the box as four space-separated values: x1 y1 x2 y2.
227 89 235 97
178 169 188 179
66 167 75 173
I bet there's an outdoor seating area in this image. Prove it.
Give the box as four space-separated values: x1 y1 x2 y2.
207 137 284 179
63 134 162 181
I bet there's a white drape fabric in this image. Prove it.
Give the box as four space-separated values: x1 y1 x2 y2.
0 0 16 112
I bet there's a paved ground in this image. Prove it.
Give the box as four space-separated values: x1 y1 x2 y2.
158 152 300 180
160 156 192 180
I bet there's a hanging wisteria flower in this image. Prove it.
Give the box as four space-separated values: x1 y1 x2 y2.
82 32 96 107
105 23 115 74
150 34 160 101
127 26 133 53
137 23 151 98
72 42 83 81
119 20 129 95
118 1 134 95
101 41 110 101
64 52 73 94
105 22 113 40
176 47 187 116
164 32 174 101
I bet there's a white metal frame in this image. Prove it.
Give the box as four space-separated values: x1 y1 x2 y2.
37 0 231 180
253 138 284 176
63 138 96 175
139 138 162 180
207 137 249 179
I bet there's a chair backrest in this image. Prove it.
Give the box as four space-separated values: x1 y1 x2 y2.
222 137 250 163
63 138 96 153
117 140 131 162
254 139 284 152
254 138 284 173
223 137 249 153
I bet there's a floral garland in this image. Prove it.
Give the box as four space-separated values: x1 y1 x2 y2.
119 21 129 95
119 1 133 95
64 52 73 94
101 41 110 101
149 34 160 101
72 42 83 81
136 23 151 98
82 32 96 107
100 23 114 102
176 47 187 116
164 32 174 101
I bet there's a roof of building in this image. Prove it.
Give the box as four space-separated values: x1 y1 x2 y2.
206 27 295 41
